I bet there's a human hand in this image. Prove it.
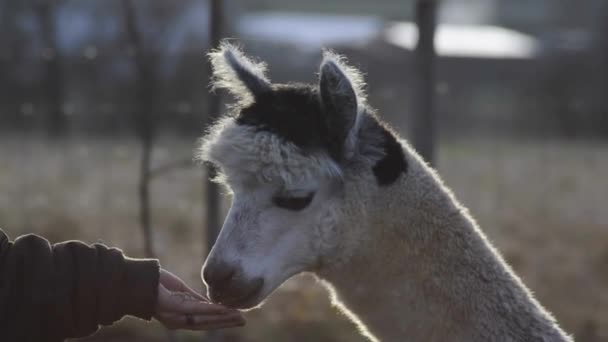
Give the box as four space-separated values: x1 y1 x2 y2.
155 269 245 330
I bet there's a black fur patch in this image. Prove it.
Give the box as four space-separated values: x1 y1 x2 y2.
234 83 407 186
373 127 408 186
236 84 344 160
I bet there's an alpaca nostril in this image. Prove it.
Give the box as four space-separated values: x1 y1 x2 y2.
203 263 236 289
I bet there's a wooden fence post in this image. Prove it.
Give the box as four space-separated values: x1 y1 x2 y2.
204 1 224 341
205 0 223 255
411 0 439 166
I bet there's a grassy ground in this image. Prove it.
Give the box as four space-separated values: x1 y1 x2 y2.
0 136 606 341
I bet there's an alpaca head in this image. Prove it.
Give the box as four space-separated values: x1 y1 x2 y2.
198 43 405 309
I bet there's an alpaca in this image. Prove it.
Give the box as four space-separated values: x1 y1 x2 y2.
197 43 572 342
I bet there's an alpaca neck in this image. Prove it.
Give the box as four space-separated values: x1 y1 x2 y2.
321 190 475 341
319 156 569 342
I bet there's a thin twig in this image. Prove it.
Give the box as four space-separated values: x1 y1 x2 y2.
121 0 158 259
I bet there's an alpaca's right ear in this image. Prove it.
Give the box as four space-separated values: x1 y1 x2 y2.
209 42 272 103
319 51 366 159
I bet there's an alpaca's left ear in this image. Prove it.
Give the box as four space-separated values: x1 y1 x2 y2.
319 52 366 158
209 42 272 103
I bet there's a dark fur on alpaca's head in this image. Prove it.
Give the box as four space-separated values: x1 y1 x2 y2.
208 42 407 185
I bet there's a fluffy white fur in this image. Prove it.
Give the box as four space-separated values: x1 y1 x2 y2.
315 142 573 341
198 44 573 342
199 119 573 341
197 116 342 187
319 51 367 159
208 42 272 104
320 50 368 107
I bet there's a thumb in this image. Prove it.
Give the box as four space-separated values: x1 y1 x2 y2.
159 269 208 301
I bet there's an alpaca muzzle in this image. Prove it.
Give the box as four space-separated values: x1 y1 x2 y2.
203 261 264 309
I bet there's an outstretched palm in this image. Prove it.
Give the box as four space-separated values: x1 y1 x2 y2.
155 269 245 330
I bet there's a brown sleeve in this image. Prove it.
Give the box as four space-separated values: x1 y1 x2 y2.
0 229 160 341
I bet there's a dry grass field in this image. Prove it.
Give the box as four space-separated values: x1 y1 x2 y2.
0 136 606 342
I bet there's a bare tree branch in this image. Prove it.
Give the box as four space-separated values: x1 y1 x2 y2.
121 0 158 259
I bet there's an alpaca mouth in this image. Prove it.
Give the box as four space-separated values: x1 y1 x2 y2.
217 281 265 310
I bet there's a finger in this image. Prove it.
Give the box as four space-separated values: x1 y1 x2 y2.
158 285 234 314
166 320 245 331
156 312 245 331
159 269 208 301
182 286 208 302
157 311 244 325
156 310 245 322
196 320 247 331
189 315 246 331
156 311 245 328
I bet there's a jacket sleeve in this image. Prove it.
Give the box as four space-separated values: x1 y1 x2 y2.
0 229 160 341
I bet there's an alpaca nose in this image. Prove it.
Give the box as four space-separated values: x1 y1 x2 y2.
202 261 264 307
203 262 236 290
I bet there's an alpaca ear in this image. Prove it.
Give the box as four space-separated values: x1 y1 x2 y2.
319 51 365 158
209 42 272 103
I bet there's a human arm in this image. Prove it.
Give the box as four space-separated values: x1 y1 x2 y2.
0 229 244 341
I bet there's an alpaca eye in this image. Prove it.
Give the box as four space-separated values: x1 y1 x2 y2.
273 192 315 211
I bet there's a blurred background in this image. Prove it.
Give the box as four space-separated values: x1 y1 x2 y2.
1 0 607 341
